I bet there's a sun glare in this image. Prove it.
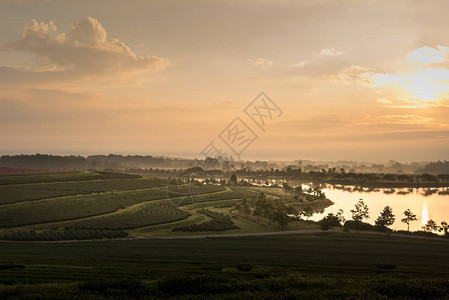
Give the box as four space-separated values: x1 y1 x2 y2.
422 201 429 225
372 68 449 102
405 68 449 102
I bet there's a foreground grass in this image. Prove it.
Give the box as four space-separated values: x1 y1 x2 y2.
1 233 449 298
1 233 449 282
1 276 449 299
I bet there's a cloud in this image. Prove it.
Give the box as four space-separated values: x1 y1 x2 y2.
408 46 448 63
376 98 392 104
336 65 374 85
277 113 449 141
319 48 343 56
330 46 449 103
1 17 169 84
378 114 435 125
247 58 273 70
289 60 308 68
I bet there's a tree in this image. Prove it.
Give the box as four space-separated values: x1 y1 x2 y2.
320 213 341 231
350 199 369 223
253 192 272 218
336 209 345 225
242 203 251 215
271 208 291 227
375 206 395 231
230 174 238 185
294 185 303 194
286 205 299 216
439 221 448 237
401 209 417 232
282 181 292 193
302 203 314 220
423 219 438 232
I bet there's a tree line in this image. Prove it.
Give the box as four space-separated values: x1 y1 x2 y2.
320 199 449 236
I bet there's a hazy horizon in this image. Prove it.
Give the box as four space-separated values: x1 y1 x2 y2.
0 151 437 166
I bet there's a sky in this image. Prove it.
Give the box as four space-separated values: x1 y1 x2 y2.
0 0 449 162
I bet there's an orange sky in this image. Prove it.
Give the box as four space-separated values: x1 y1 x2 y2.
0 0 448 161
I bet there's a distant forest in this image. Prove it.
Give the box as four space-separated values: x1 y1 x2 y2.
0 154 195 171
0 154 448 175
416 161 449 175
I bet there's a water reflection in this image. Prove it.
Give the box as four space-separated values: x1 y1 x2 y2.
235 177 448 231
307 184 449 232
422 202 429 226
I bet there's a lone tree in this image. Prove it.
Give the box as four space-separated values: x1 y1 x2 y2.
230 174 238 185
375 206 395 231
401 209 417 232
440 221 449 236
350 199 369 223
423 219 439 232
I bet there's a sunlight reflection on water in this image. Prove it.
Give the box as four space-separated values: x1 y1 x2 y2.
308 185 449 231
422 202 429 226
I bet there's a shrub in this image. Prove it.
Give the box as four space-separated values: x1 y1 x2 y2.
236 264 252 272
77 279 147 297
344 220 376 231
157 276 230 295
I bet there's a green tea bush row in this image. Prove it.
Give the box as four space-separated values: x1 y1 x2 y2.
0 171 139 186
0 177 167 205
0 229 128 241
173 209 239 232
69 202 191 229
0 184 224 228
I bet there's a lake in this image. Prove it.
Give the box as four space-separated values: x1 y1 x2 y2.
309 184 449 232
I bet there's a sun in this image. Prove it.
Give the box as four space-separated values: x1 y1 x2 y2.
404 68 449 102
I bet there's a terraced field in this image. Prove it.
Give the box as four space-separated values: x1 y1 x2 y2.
0 177 168 204
0 172 252 238
0 229 128 241
69 202 191 229
0 171 138 185
173 209 239 232
0 182 228 227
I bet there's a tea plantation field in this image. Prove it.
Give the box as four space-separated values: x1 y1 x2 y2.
0 172 252 240
1 172 449 299
1 233 449 299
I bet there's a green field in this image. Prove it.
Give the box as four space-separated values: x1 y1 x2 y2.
0 171 139 186
0 233 449 299
0 172 264 236
0 181 227 229
0 177 167 205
